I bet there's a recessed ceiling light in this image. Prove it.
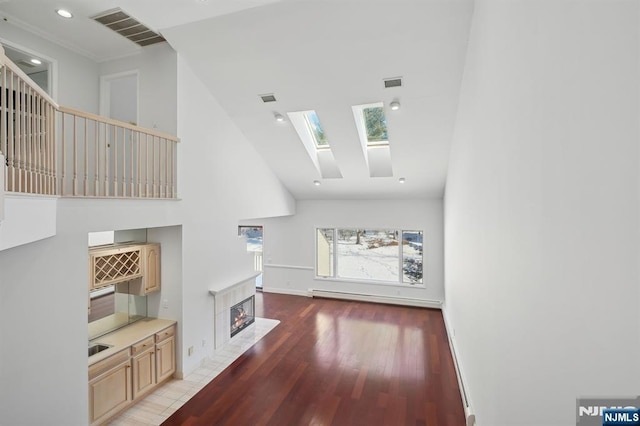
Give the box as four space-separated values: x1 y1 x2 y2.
274 113 285 122
30 58 42 65
313 180 321 186
56 9 73 18
390 101 401 111
399 177 406 184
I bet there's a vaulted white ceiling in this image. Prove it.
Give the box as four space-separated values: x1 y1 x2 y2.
0 0 474 200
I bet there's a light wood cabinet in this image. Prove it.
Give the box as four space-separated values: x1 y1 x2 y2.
89 244 142 290
90 243 161 295
141 243 160 294
156 325 176 383
88 322 176 424
132 336 156 399
89 349 132 426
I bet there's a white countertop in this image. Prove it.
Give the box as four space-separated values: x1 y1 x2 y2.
88 317 176 366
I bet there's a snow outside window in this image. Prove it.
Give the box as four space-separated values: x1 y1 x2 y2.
315 228 423 285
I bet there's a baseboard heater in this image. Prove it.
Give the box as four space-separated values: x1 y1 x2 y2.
443 311 476 426
309 289 442 309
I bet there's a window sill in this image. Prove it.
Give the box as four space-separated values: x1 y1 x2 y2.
314 276 425 289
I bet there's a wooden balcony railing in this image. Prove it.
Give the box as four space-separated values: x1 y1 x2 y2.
58 107 178 198
0 46 179 199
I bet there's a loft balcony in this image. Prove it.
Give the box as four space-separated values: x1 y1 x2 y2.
0 45 179 199
0 45 180 251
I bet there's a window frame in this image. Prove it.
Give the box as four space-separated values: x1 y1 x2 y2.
303 111 330 150
315 227 424 287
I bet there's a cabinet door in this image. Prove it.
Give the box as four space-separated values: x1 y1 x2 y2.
89 361 132 425
132 346 157 399
156 335 175 383
142 243 161 294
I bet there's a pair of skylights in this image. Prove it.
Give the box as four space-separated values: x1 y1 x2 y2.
302 104 389 150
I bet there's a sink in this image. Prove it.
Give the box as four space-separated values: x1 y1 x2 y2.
88 343 112 357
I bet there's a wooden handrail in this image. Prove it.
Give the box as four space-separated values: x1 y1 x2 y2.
58 106 180 143
0 46 58 109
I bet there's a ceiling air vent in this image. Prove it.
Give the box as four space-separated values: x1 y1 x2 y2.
383 77 403 88
259 94 277 103
91 8 165 47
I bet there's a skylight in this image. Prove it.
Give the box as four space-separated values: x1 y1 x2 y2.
362 106 388 145
304 111 329 148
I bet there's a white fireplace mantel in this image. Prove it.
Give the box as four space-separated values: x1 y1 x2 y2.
208 272 261 296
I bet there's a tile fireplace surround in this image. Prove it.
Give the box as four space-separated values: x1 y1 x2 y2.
209 273 259 349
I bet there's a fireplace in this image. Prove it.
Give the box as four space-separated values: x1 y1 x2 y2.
230 296 255 338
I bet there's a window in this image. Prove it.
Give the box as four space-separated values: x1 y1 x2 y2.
316 228 423 285
303 111 329 149
362 106 388 145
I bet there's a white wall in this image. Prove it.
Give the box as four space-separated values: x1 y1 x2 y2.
100 43 177 135
256 199 443 302
0 23 99 111
175 54 294 374
0 194 57 250
444 1 640 425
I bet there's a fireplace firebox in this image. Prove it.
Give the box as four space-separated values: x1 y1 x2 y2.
230 296 255 337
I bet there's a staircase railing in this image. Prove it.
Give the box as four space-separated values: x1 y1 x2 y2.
0 46 179 199
0 49 57 195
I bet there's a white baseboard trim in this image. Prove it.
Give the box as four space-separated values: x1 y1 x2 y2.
262 287 310 297
442 305 476 426
309 289 442 309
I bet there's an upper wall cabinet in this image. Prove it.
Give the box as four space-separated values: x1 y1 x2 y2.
90 243 161 294
89 244 143 290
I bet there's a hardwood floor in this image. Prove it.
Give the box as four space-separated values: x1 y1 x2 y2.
163 293 465 426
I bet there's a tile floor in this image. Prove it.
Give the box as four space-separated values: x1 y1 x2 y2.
108 318 280 425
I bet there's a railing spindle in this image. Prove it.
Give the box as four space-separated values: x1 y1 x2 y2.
122 127 126 196
8 70 14 192
94 120 99 196
137 131 142 198
113 124 118 197
104 122 108 196
163 138 168 198
72 114 77 196
36 95 41 194
26 86 32 193
61 112 66 195
83 117 88 196
51 105 56 194
171 141 176 198
152 136 157 197
145 133 149 197
16 78 23 193
1 65 6 192
129 129 134 197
